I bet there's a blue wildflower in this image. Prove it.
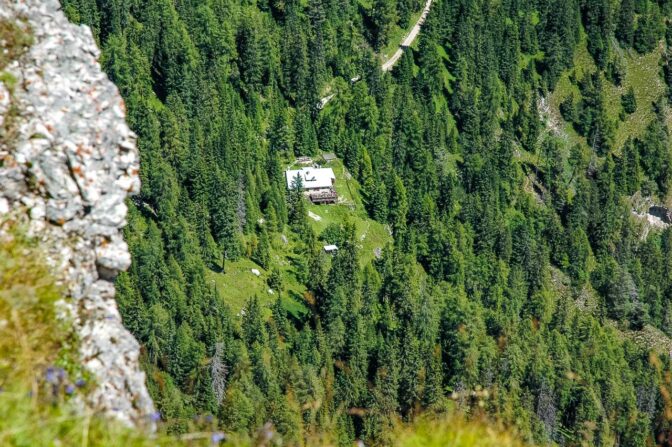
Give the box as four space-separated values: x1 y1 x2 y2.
65 384 75 395
205 414 214 423
150 411 161 422
75 378 86 387
210 432 226 444
45 367 57 384
45 366 66 384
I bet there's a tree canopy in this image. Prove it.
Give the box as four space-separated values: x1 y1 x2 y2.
63 0 672 444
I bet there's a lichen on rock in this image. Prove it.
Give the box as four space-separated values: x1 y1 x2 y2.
0 0 153 427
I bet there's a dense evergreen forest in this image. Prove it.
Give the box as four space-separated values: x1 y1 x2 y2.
62 0 672 444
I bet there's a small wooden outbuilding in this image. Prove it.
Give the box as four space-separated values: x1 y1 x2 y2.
323 244 338 254
322 152 337 162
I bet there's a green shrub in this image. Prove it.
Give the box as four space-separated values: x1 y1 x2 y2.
0 19 32 70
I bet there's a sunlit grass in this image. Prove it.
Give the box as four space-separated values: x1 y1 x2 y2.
549 37 669 155
307 159 392 266
604 48 665 150
206 252 308 318
395 415 531 447
0 223 219 446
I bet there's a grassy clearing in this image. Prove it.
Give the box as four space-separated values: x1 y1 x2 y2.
206 242 308 318
308 202 392 266
613 322 672 356
604 49 665 150
308 158 392 266
437 44 456 94
357 0 373 10
208 158 390 316
547 36 595 152
207 259 272 316
549 37 669 154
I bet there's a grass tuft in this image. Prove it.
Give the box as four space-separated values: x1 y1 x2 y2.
0 223 214 446
0 18 32 71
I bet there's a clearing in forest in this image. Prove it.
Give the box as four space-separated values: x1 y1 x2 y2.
207 158 390 316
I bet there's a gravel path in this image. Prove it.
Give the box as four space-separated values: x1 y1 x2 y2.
382 0 433 72
318 0 433 108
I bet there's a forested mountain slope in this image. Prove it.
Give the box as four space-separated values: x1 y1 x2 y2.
63 0 672 445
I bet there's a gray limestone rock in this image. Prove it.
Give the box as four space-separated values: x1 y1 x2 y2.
0 0 154 428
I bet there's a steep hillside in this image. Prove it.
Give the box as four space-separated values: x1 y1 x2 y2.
60 0 672 445
548 37 671 152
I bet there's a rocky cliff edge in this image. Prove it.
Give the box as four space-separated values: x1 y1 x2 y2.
0 0 154 426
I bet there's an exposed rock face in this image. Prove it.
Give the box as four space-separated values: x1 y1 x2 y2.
648 205 672 224
0 0 154 426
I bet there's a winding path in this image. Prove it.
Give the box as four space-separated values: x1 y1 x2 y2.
317 0 433 109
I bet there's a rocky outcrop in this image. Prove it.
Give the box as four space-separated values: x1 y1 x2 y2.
630 194 671 239
648 205 672 224
0 0 154 426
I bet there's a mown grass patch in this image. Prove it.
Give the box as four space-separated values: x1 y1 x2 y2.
206 250 307 318
308 158 392 265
